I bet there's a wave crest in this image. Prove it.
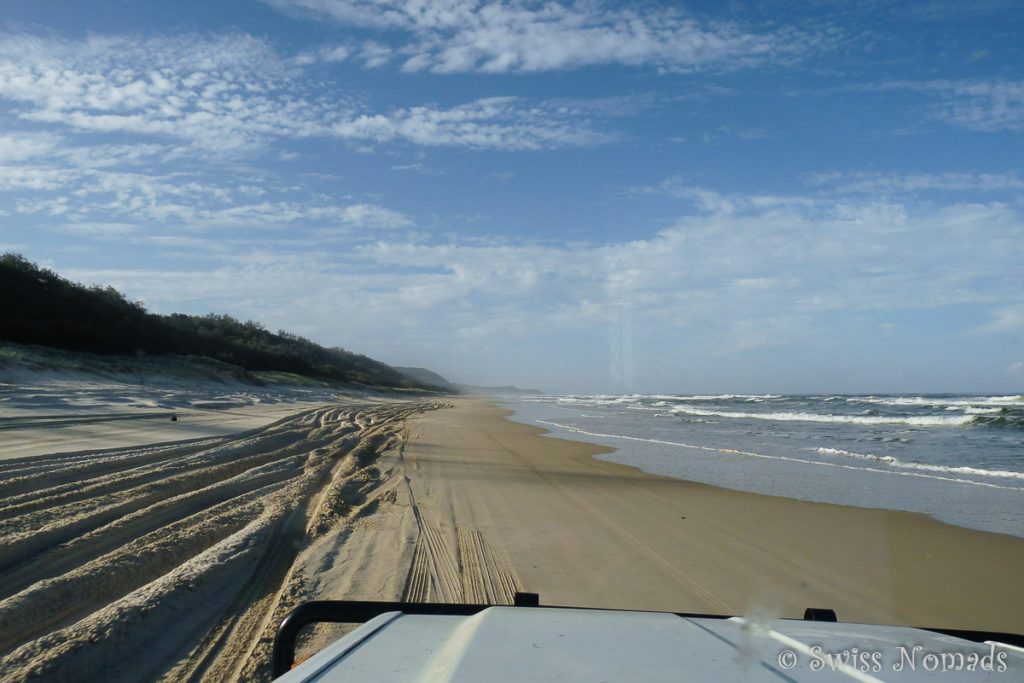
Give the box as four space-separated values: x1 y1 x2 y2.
669 405 976 427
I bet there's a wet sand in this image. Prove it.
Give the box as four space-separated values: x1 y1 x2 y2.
385 399 1024 631
1 397 1021 682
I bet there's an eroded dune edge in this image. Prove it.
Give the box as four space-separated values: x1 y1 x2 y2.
0 400 451 682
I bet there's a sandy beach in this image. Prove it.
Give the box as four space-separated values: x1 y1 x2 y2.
364 400 1024 626
1 396 1022 681
0 365 390 460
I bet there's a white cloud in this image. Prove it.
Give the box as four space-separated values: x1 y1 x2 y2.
0 30 618 248
57 221 139 236
973 305 1024 335
0 132 60 162
806 171 1024 194
320 44 351 62
629 178 819 215
16 196 71 216
340 203 414 228
700 125 769 143
263 0 416 30
870 79 1024 132
2 154 415 233
263 0 824 74
359 40 394 67
937 80 1024 132
51 186 1022 387
353 190 1022 338
0 31 606 154
0 165 77 191
391 161 445 175
330 96 610 149
0 32 329 152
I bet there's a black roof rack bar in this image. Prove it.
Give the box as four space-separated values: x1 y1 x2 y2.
802 607 837 622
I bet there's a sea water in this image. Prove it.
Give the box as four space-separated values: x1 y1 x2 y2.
503 394 1024 539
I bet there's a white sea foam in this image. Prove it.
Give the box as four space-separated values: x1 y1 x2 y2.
534 419 1022 491
669 394 783 401
668 405 976 427
548 394 1023 409
815 447 1024 481
555 393 784 405
555 395 625 406
848 395 1024 408
816 447 895 464
889 460 1024 481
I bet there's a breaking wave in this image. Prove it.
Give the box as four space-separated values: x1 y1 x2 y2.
540 393 1023 429
533 420 1022 490
843 395 1024 408
815 447 1024 481
668 405 977 427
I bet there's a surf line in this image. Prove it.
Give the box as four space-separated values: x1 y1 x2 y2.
533 420 1021 492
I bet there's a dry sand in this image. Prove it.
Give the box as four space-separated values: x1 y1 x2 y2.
0 369 383 459
1 396 1021 682
0 395 440 682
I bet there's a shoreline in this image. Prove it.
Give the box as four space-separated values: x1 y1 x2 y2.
500 397 1024 540
390 399 1024 633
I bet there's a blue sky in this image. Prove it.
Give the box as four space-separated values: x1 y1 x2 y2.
1 1 1022 393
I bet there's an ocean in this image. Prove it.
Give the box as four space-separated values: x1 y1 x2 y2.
503 394 1024 539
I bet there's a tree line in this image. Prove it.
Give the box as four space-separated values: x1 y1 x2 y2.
0 253 442 391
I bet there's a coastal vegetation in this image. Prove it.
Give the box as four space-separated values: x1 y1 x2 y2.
0 253 444 392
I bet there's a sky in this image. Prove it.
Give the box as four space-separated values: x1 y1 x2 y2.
0 0 1022 394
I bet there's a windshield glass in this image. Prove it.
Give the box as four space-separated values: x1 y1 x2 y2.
1 1 1021 681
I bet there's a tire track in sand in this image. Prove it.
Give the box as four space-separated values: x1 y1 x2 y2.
0 400 446 683
486 429 733 615
400 475 519 605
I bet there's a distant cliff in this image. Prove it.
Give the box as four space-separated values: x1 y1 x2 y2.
393 367 459 392
394 367 542 397
454 384 544 397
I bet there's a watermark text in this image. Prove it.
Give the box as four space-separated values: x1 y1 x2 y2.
775 643 1009 674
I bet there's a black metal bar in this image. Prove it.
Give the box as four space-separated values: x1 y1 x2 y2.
513 591 539 606
802 607 837 622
